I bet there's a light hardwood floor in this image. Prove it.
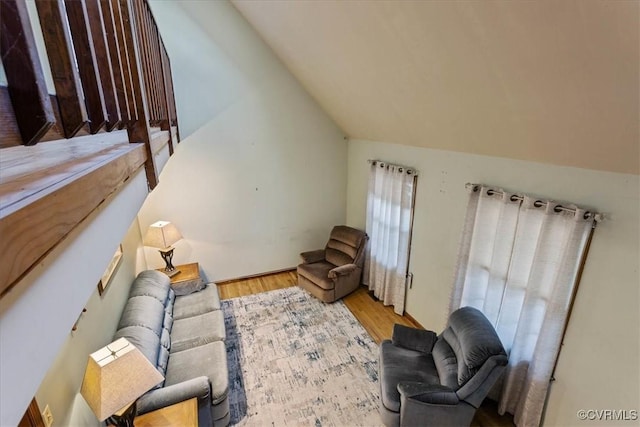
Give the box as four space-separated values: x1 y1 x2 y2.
217 270 514 427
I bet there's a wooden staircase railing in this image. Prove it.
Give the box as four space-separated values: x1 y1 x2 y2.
0 0 179 297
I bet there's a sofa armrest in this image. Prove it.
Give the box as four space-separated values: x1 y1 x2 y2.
392 324 437 353
300 249 326 264
398 382 459 405
136 376 210 415
328 263 358 279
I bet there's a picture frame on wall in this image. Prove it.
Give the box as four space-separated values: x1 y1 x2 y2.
98 244 123 296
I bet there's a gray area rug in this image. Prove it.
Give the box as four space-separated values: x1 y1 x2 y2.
222 286 382 426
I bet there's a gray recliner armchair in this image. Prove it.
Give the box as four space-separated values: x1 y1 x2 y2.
379 307 508 427
297 225 367 303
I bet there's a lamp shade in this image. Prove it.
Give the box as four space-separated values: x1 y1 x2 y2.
80 338 164 421
143 221 183 250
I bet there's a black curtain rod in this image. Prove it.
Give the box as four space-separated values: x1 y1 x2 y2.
368 159 418 176
465 183 603 223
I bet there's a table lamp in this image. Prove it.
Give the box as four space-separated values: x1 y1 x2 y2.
80 338 164 427
143 220 183 277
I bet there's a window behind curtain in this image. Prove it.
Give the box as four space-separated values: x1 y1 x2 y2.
450 185 598 426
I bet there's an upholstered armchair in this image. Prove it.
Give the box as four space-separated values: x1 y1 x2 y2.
297 225 368 303
379 307 508 427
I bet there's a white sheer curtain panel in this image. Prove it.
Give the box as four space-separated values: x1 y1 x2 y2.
363 161 417 315
451 185 598 427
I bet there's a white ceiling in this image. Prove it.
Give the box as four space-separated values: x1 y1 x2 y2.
231 0 639 174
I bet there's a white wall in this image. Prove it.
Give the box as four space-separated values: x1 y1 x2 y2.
0 169 149 427
137 0 347 281
34 219 147 426
347 139 639 426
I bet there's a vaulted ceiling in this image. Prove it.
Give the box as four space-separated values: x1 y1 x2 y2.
231 0 639 174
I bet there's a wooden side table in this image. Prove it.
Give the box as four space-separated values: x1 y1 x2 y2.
134 398 198 427
158 262 203 295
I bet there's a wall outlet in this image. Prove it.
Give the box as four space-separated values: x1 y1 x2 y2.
42 404 53 427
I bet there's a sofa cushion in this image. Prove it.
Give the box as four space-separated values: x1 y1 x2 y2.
165 341 229 405
325 247 353 267
379 340 440 413
118 295 165 337
161 328 171 350
297 261 335 290
114 325 161 370
157 346 170 375
173 284 221 320
173 278 206 296
324 226 366 266
391 324 437 353
327 238 358 260
165 292 175 315
170 310 226 354
163 310 174 333
446 306 507 386
129 270 172 304
432 337 459 390
330 225 366 249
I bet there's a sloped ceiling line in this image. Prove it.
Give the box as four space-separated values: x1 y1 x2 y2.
231 0 639 175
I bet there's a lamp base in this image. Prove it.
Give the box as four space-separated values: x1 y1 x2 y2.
107 401 137 427
158 248 177 273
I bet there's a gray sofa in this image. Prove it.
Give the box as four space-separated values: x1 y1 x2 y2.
379 307 507 427
114 270 229 426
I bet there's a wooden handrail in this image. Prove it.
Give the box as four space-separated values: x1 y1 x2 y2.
0 136 148 297
0 0 179 296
